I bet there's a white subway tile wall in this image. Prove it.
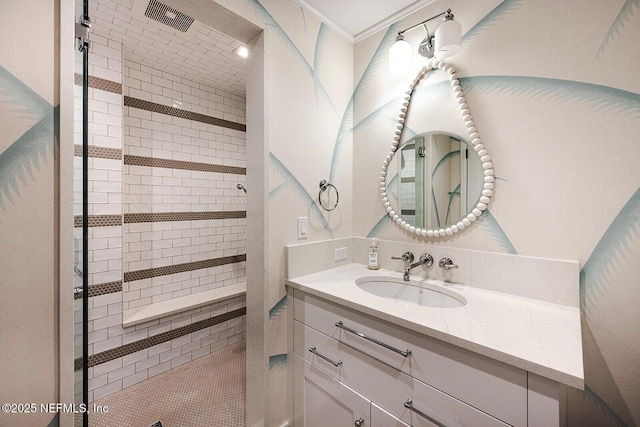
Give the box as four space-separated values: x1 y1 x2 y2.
75 35 125 292
89 0 247 97
89 33 124 84
124 60 246 125
75 35 126 402
78 36 247 402
122 58 247 310
89 297 246 401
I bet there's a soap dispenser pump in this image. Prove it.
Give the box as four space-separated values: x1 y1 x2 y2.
368 239 380 270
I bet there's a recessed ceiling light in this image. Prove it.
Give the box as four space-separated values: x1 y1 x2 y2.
234 46 249 58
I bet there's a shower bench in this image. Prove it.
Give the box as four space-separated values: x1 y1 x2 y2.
122 282 246 328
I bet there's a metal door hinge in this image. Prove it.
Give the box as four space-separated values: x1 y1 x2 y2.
75 17 92 51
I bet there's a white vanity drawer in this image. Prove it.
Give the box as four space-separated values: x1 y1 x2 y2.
371 403 411 427
293 354 370 427
294 320 509 427
293 289 527 427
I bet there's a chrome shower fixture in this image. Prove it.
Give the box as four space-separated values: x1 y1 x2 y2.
236 183 246 193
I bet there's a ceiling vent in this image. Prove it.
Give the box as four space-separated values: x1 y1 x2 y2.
144 0 193 32
132 0 201 37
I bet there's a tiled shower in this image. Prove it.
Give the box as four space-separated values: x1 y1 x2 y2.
75 2 248 406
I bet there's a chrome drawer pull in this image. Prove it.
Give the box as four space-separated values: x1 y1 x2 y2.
404 399 447 427
335 320 412 357
309 346 342 367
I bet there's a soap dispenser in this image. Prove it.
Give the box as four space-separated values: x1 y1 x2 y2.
368 239 380 270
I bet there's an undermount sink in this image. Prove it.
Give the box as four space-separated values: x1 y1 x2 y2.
356 276 466 308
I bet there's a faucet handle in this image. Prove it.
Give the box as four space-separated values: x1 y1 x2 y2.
438 257 458 270
392 251 414 263
419 253 434 267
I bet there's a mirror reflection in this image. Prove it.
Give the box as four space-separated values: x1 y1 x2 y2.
387 132 483 229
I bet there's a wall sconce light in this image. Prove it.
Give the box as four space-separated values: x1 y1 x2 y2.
389 9 462 74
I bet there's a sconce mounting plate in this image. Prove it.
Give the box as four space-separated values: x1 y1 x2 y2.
418 36 435 58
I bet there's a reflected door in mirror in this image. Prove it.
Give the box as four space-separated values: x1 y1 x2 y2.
395 133 483 230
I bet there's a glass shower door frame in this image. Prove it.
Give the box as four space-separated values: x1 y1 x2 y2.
74 0 90 425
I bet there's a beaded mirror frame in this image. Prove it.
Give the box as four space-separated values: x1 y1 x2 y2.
380 61 495 237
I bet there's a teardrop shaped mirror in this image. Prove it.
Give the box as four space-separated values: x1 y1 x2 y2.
380 61 495 237
387 131 484 229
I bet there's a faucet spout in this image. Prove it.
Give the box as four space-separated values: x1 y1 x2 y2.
404 261 423 281
402 253 434 281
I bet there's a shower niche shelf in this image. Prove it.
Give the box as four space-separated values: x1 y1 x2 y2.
123 281 246 328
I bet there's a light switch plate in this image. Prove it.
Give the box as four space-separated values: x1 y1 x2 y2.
297 217 308 239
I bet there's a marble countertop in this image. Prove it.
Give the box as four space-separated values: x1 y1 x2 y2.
286 263 584 389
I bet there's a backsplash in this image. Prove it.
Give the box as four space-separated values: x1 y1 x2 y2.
287 237 579 307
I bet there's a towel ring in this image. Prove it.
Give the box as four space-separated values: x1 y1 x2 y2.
318 179 339 211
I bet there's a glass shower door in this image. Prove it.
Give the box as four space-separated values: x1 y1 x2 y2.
73 0 90 426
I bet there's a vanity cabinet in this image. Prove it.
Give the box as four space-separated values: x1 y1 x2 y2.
291 288 565 427
294 355 412 427
293 354 369 427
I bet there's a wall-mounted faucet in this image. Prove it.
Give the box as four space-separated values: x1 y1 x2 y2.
392 252 433 281
438 257 458 270
405 253 434 280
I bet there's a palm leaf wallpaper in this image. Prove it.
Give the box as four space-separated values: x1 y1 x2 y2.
269 152 334 238
0 110 57 211
269 294 287 320
463 0 525 43
476 209 518 255
570 384 631 427
268 353 287 373
0 7 59 423
312 23 330 110
0 67 56 211
459 76 640 119
329 23 403 185
0 66 52 121
581 187 640 317
594 0 640 62
243 0 338 116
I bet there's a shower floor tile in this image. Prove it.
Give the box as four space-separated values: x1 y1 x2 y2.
88 341 246 427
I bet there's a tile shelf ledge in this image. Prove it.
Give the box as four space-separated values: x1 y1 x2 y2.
122 282 246 328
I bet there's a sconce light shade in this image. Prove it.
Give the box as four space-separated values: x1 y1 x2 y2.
434 18 462 58
389 37 412 74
